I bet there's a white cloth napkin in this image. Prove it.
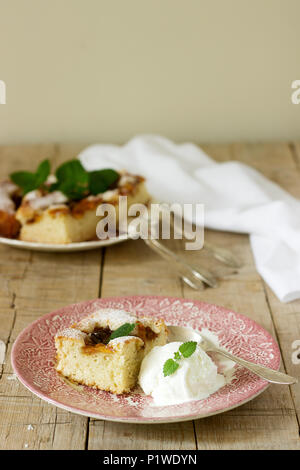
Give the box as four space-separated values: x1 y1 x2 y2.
78 135 300 303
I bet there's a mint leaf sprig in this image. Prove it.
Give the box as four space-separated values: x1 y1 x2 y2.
163 341 197 377
163 358 179 376
51 161 119 200
108 323 136 342
50 160 90 200
10 159 50 195
89 169 120 196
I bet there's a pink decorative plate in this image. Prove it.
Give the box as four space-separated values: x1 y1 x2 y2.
11 296 280 423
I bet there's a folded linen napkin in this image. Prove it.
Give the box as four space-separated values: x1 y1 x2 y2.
78 135 300 303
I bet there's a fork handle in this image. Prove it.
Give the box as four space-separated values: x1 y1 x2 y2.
204 242 242 268
209 347 297 384
157 202 242 268
145 239 218 288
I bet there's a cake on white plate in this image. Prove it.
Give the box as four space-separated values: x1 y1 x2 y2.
0 158 150 243
55 309 168 394
15 171 149 244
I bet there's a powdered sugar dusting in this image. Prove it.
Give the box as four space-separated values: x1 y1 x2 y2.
24 190 68 210
75 308 137 333
109 335 144 349
118 174 137 186
0 181 18 213
55 328 86 342
74 308 164 335
101 189 119 201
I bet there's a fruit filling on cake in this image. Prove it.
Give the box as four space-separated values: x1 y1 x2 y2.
55 309 168 394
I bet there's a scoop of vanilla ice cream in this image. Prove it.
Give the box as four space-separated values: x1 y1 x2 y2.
138 342 226 406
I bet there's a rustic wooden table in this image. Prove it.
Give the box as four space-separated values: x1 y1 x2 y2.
0 142 300 450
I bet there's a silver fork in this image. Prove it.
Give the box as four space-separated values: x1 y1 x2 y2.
157 202 242 269
128 203 241 290
144 238 217 290
127 209 218 289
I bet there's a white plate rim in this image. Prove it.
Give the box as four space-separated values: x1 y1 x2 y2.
0 234 129 252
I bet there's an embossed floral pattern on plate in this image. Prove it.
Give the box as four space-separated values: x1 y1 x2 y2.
11 296 280 423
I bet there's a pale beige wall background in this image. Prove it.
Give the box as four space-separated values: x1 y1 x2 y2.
0 0 300 145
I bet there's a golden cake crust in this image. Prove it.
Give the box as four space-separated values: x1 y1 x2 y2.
15 172 149 244
55 309 168 394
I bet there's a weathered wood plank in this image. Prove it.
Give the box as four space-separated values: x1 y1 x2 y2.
88 238 196 450
0 144 102 450
89 420 196 450
0 396 87 450
1 142 299 450
195 412 300 450
244 142 300 427
188 144 300 449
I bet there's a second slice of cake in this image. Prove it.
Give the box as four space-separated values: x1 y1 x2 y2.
16 171 149 244
55 309 168 394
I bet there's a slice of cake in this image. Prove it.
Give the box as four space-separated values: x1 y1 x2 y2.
15 172 150 244
55 309 168 394
5 158 150 244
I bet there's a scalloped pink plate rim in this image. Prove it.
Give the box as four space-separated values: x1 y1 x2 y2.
11 295 281 423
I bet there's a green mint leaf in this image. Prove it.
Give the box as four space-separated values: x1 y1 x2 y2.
10 171 36 193
108 323 136 341
163 342 198 377
54 160 89 199
88 169 119 195
174 351 181 361
10 158 119 201
55 159 88 184
179 341 197 358
35 159 51 187
163 358 179 377
52 179 87 200
10 159 50 195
